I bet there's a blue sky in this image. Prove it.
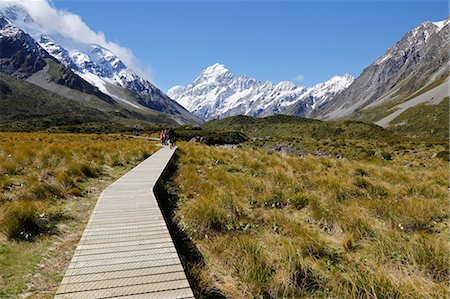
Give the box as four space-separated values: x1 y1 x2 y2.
53 0 448 91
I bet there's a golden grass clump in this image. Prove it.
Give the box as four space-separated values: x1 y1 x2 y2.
172 142 449 298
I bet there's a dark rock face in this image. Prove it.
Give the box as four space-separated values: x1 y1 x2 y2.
0 17 49 78
315 20 449 119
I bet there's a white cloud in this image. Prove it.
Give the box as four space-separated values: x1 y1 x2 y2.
0 0 152 80
293 74 305 82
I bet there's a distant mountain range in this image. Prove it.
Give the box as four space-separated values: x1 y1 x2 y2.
0 4 201 130
168 64 354 121
0 1 447 136
169 18 449 135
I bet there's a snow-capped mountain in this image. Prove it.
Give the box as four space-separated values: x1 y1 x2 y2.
37 35 155 95
168 63 354 120
0 3 201 124
0 16 116 103
0 4 153 95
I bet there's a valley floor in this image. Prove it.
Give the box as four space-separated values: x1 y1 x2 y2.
166 141 448 298
0 132 448 298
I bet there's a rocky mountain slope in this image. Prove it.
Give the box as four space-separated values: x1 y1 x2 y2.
0 4 201 126
168 63 353 121
0 17 115 104
0 72 114 131
316 18 449 121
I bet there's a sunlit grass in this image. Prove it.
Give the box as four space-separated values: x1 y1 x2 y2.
0 132 157 298
172 142 448 298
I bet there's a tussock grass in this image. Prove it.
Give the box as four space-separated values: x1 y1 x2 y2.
0 201 62 241
172 142 448 298
0 132 157 298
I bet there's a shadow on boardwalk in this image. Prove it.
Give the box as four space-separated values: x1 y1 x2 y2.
154 149 226 299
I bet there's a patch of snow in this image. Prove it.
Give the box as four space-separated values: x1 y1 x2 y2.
432 18 449 31
76 72 143 110
375 53 393 65
0 21 21 36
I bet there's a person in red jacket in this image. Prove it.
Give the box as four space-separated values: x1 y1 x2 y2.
159 129 166 145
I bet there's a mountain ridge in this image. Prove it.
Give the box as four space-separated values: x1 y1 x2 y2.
168 63 354 121
316 17 449 120
169 17 448 129
0 4 202 126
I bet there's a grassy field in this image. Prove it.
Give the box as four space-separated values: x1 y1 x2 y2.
197 114 448 160
1 118 447 298
388 97 449 139
168 141 448 298
0 133 157 298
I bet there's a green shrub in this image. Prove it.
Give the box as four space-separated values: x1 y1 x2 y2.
264 191 286 209
290 194 310 209
336 191 348 203
79 162 101 178
381 152 392 160
141 151 151 160
33 182 63 199
2 160 21 175
365 150 376 157
369 185 388 198
353 168 369 177
353 177 370 189
436 150 449 161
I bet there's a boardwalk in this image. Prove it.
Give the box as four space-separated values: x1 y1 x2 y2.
55 147 194 299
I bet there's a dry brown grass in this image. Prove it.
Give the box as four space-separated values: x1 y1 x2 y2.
172 142 449 298
0 132 157 298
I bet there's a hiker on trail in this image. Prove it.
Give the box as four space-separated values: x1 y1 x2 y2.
159 130 166 145
163 129 169 145
161 129 168 145
168 128 176 149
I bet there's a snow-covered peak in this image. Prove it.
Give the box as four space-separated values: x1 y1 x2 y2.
309 74 354 109
202 63 229 77
167 85 186 98
431 17 450 31
38 35 82 71
317 74 354 92
0 16 42 58
90 45 126 71
189 63 234 87
0 4 46 39
0 4 33 25
275 81 296 91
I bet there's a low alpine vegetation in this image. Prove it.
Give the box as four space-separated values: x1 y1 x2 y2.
0 132 157 297
170 142 448 298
